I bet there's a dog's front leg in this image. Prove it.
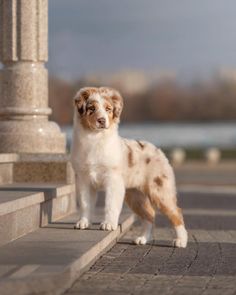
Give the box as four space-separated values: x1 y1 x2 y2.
100 174 125 231
74 174 96 229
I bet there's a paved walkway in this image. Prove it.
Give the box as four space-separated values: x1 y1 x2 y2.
65 186 236 295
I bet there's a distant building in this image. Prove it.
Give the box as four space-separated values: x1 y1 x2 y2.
216 68 236 82
84 69 176 96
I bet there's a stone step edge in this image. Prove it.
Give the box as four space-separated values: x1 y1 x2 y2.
0 154 19 163
0 184 75 216
0 214 135 295
0 153 70 163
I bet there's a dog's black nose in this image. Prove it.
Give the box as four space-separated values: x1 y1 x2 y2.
97 117 106 125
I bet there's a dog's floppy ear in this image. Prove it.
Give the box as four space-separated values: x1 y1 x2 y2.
109 88 124 119
73 88 91 115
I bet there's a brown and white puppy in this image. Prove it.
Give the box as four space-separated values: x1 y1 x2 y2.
70 87 188 247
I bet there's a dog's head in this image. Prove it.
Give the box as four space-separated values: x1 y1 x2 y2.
73 87 123 131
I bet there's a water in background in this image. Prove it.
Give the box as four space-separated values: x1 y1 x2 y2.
62 122 236 149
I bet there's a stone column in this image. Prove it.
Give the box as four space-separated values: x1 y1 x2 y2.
0 0 66 153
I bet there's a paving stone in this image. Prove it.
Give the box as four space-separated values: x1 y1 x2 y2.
168 287 204 295
0 265 18 277
208 276 236 289
202 289 236 295
65 187 236 295
177 275 211 287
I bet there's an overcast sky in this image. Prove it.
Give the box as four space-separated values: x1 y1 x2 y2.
48 0 236 81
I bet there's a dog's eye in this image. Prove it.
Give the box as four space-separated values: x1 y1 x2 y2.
105 106 112 112
87 106 95 112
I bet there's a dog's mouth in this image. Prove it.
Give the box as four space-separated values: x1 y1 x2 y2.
97 125 107 130
96 122 108 130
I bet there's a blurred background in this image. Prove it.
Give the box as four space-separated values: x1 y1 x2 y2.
48 0 236 160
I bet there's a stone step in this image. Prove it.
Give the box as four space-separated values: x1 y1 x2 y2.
0 183 76 246
0 153 74 185
0 154 18 185
13 154 74 184
0 209 134 295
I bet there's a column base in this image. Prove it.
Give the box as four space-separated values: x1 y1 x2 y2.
0 120 66 153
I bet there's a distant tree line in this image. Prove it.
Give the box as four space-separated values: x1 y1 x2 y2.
49 76 236 125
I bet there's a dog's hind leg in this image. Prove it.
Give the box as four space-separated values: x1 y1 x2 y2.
134 220 153 245
156 197 188 248
125 189 155 245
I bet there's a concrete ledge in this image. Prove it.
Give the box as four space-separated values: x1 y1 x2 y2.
13 162 74 184
0 154 17 184
0 184 75 216
0 154 19 163
40 191 76 226
17 154 69 162
0 184 76 246
0 210 135 295
0 153 73 185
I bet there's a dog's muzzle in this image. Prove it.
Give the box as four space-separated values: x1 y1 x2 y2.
97 117 106 128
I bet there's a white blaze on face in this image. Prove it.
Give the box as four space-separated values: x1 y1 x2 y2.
91 93 109 129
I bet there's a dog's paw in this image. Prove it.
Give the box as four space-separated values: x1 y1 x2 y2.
74 218 90 230
100 222 117 231
134 236 147 245
174 225 188 248
173 238 187 248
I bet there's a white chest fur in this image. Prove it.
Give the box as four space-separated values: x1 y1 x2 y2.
71 122 122 188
